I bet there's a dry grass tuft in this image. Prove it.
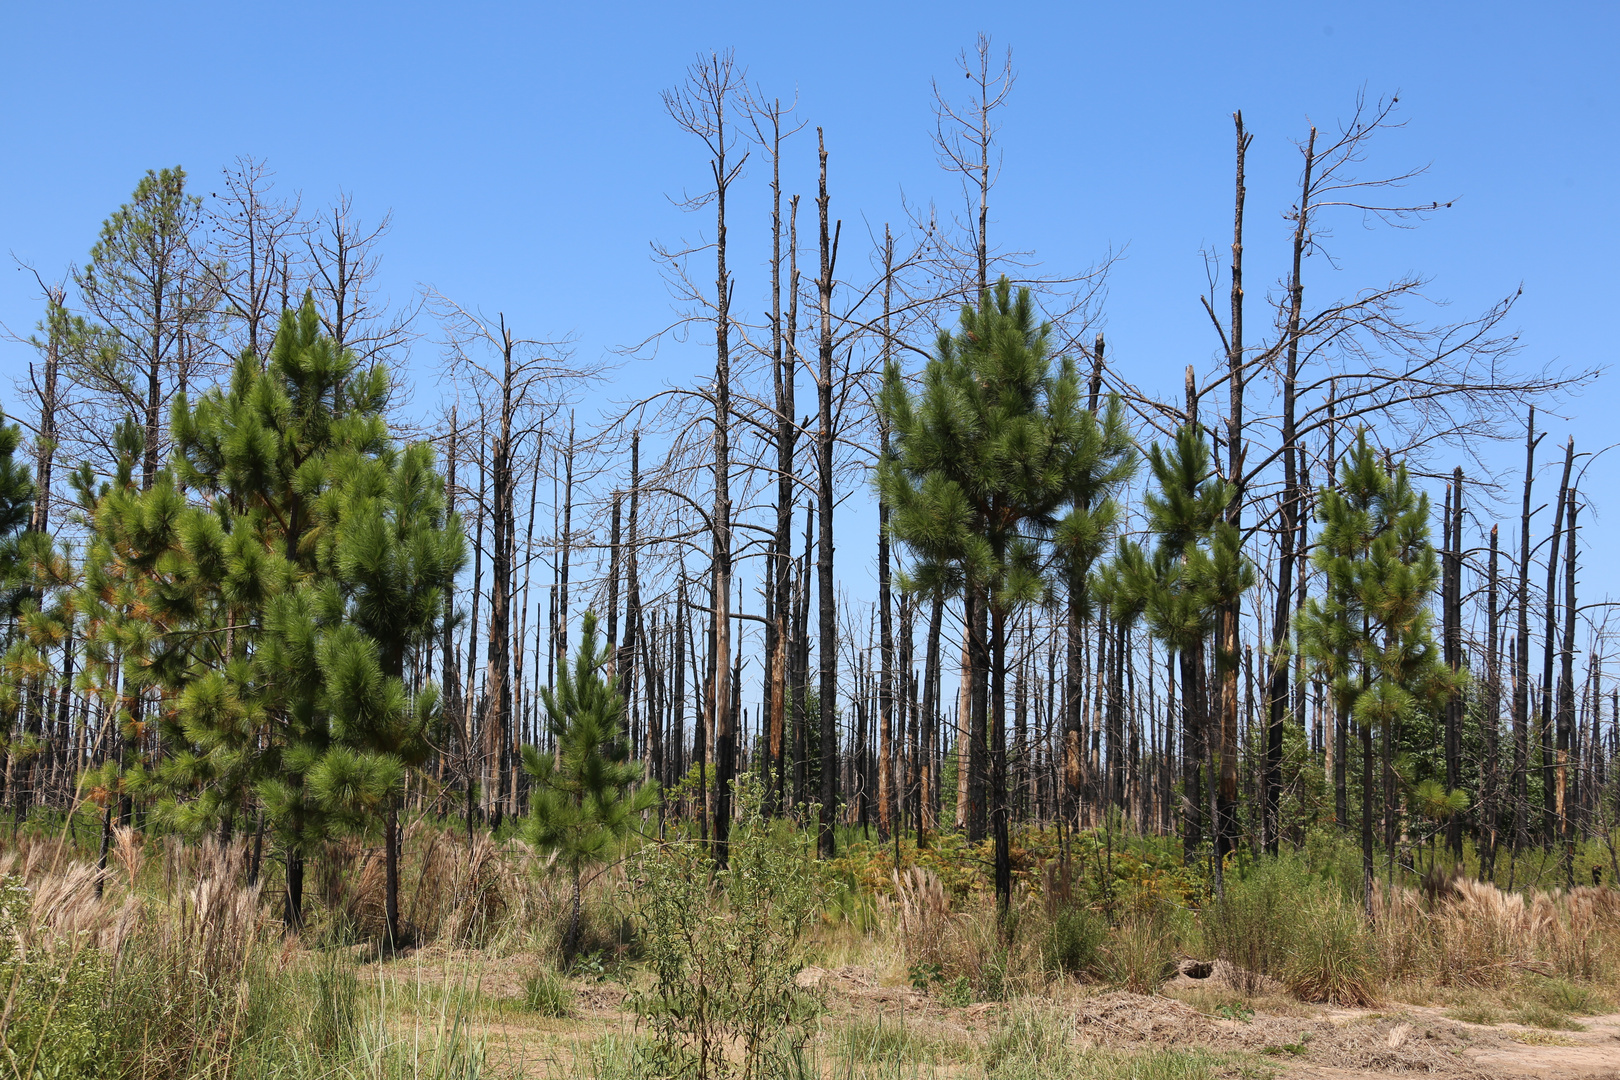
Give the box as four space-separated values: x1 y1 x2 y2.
1373 877 1620 988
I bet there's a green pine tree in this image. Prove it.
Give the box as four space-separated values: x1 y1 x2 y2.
1297 431 1452 911
1108 423 1250 872
880 277 1133 915
308 437 464 946
523 611 658 957
0 414 40 826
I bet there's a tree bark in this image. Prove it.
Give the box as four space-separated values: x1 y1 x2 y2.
1558 486 1578 886
815 128 840 860
1514 409 1539 852
1216 112 1252 866
1540 438 1573 844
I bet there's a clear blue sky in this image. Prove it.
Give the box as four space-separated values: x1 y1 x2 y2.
3 2 1616 606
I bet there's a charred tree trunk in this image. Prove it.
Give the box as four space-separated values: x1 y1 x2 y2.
877 227 896 841
815 128 840 860
1444 470 1465 861
1558 486 1578 886
1215 112 1252 866
1514 410 1539 852
1540 438 1573 844
1483 524 1502 878
1265 125 1314 855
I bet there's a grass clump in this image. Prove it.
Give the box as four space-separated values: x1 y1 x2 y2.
1042 904 1106 978
1508 1000 1586 1031
986 1010 1263 1080
1200 852 1376 1006
525 967 574 1017
1442 1001 1501 1025
837 1016 970 1065
1098 906 1184 993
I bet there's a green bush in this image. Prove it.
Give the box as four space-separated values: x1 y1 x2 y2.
1201 857 1295 989
1042 905 1106 978
1201 852 1376 1005
627 777 826 1080
0 876 111 1080
1099 905 1184 993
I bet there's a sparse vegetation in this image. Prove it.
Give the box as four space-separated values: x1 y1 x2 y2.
2 20 1618 1080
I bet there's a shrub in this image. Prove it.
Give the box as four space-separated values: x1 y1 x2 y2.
1042 905 1106 978
627 777 826 1080
1200 853 1376 1005
1201 856 1298 991
0 877 110 1080
1099 905 1182 993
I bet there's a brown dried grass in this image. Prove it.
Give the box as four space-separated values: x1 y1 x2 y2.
1373 876 1620 988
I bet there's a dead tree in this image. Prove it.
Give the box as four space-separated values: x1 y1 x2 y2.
437 299 586 827
205 156 305 358
662 51 747 865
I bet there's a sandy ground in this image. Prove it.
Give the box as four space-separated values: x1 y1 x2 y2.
380 952 1620 1079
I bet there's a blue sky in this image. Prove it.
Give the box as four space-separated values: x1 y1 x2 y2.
2 2 1617 611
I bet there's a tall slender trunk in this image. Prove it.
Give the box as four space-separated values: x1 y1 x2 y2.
920 592 942 843
558 417 575 677
513 437 542 814
1216 113 1252 864
1266 125 1315 854
990 589 1012 914
1444 469 1465 860
1558 487 1579 886
793 505 812 813
607 496 622 673
877 227 895 841
956 615 973 829
710 88 736 872
625 435 642 757
442 409 462 806
1538 439 1574 844
483 330 515 832
1514 410 1539 851
815 128 840 860
465 415 487 832
1483 525 1501 878
760 113 795 816
1065 575 1085 829
1180 646 1202 862
967 588 989 841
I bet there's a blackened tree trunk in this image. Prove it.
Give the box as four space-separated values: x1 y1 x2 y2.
1540 438 1573 844
1216 113 1252 865
1444 470 1465 861
1265 125 1315 855
877 228 896 841
1482 524 1502 878
625 434 642 755
1558 486 1578 886
815 128 840 860
1514 410 1539 852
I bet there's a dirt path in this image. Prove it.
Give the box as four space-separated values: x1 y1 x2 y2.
379 955 1620 1079
1069 988 1620 1079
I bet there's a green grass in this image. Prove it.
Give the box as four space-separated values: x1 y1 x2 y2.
836 1017 972 1065
524 969 574 1017
1442 1003 1501 1025
982 1007 1270 1080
